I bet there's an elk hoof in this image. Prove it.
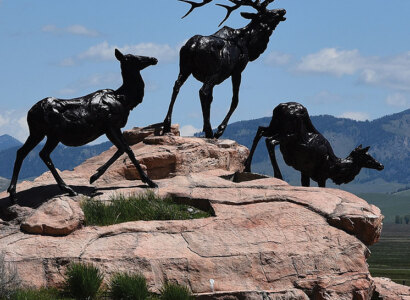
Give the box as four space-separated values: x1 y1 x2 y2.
214 125 226 139
143 178 158 188
60 185 77 197
8 193 17 203
149 181 158 188
68 190 78 196
162 122 171 135
7 187 17 203
204 131 214 139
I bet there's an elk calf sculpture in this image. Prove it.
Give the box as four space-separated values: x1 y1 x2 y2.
162 0 286 138
244 102 384 187
7 49 158 202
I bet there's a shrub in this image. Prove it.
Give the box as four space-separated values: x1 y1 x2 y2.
109 272 149 300
0 251 20 299
10 288 63 300
64 262 103 300
81 191 211 226
159 283 194 300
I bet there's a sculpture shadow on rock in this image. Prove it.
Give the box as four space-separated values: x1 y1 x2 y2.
7 49 158 203
162 0 286 139
244 102 384 187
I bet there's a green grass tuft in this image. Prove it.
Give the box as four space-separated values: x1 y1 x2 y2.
159 283 194 300
109 273 149 300
10 288 69 300
64 263 103 300
81 191 211 226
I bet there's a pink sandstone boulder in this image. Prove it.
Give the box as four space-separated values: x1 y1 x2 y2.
123 124 180 145
372 277 410 300
0 125 395 299
20 197 84 236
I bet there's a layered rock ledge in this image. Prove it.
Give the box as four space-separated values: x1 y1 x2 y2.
0 125 402 299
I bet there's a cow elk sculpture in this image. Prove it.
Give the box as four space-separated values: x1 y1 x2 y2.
244 102 384 187
7 49 158 202
162 0 286 138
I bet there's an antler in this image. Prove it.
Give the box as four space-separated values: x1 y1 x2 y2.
179 0 275 25
216 0 273 26
179 0 213 18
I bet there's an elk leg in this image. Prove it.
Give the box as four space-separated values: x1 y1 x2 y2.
265 137 283 180
301 173 310 187
7 133 44 202
39 137 77 196
244 126 266 172
107 128 158 188
199 81 216 138
163 71 191 134
214 73 241 139
90 149 124 184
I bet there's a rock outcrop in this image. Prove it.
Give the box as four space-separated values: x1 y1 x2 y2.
372 277 410 300
0 125 404 299
20 197 84 236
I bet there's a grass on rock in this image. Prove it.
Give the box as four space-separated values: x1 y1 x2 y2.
10 288 70 300
109 273 149 300
81 191 212 226
64 262 103 300
159 282 194 300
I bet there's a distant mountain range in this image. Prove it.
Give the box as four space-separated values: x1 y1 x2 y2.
0 134 22 151
221 108 410 193
0 141 112 180
0 108 409 194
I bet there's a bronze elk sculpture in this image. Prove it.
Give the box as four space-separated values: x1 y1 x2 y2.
244 102 384 187
7 49 158 202
162 0 286 138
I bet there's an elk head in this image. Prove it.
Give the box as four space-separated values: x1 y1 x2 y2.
350 145 384 171
115 49 158 73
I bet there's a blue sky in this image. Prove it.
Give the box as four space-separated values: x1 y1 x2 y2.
0 0 409 142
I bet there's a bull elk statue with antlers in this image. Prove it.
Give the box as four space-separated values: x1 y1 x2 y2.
162 0 286 138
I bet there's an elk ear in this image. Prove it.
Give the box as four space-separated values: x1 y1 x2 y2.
115 49 125 61
357 144 363 149
241 12 257 19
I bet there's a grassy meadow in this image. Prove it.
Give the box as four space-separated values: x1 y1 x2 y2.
356 193 410 286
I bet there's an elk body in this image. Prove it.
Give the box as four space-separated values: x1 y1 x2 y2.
7 49 158 202
162 0 286 138
244 102 384 187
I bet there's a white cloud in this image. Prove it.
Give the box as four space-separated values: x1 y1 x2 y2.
42 24 100 37
265 51 292 66
0 111 29 142
295 48 410 91
180 125 201 136
0 114 10 127
63 41 179 66
339 112 369 121
385 93 410 108
296 48 361 77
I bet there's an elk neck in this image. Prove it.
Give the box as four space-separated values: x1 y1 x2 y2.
115 71 144 110
239 21 277 62
329 155 362 185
